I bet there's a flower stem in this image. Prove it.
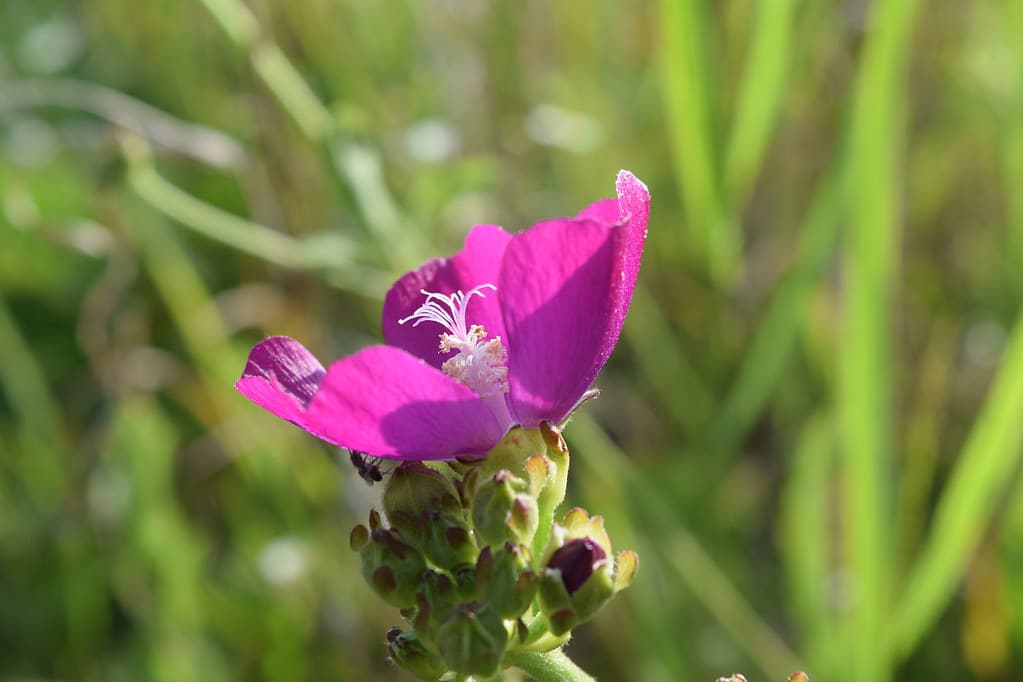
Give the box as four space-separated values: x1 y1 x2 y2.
504 648 595 682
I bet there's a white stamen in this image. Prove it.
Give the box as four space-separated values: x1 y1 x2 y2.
398 284 510 400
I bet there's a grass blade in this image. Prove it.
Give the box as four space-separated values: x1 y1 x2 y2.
710 165 843 454
779 413 837 676
723 0 800 207
893 0 1023 658
657 0 737 281
838 1 920 679
892 309 1023 658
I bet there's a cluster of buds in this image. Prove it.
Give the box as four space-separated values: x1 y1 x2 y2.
349 422 639 680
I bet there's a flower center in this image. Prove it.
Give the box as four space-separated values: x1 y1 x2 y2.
398 284 510 400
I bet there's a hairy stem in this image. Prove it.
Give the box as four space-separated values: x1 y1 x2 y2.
505 649 595 682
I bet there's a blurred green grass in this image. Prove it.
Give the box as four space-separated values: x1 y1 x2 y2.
2 1 1023 680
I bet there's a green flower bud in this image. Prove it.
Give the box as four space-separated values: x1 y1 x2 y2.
359 526 427 608
472 470 539 548
394 508 478 570
434 602 508 678
386 627 446 681
476 427 547 481
476 543 538 620
382 463 476 569
384 462 461 520
415 570 459 640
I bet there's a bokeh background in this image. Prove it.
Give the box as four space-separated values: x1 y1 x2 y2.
3 0 1023 680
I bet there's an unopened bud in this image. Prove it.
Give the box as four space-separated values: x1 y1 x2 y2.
359 527 427 608
384 462 461 520
537 508 627 635
395 508 477 570
381 463 477 569
476 542 538 619
472 470 539 548
435 602 508 678
386 627 446 681
477 427 547 480
416 570 459 640
548 538 606 594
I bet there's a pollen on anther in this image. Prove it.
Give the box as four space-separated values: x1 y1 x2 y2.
398 284 509 398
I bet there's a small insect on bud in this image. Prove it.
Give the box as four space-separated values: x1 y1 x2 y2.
348 450 385 485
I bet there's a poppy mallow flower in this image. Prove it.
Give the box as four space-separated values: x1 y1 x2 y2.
236 170 649 460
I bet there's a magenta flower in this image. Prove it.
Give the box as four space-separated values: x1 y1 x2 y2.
236 170 650 460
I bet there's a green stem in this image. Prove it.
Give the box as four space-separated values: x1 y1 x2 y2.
516 632 571 654
505 648 595 682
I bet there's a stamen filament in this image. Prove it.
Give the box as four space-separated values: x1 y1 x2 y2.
397 283 510 403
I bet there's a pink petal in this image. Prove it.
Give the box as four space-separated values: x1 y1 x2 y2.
574 197 619 223
303 345 505 460
383 224 512 370
501 171 649 426
236 336 326 425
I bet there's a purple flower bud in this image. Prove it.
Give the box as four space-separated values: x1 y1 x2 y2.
547 537 607 595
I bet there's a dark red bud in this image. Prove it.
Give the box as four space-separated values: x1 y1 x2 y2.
547 538 607 594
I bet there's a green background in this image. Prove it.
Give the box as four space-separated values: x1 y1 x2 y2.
2 0 1023 680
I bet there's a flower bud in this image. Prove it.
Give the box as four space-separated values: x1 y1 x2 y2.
536 508 635 635
384 462 461 519
475 543 538 620
472 470 539 548
548 537 606 595
415 570 459 640
476 427 547 480
383 463 476 569
538 537 615 635
359 526 428 608
386 627 446 681
434 602 508 678
398 509 478 570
